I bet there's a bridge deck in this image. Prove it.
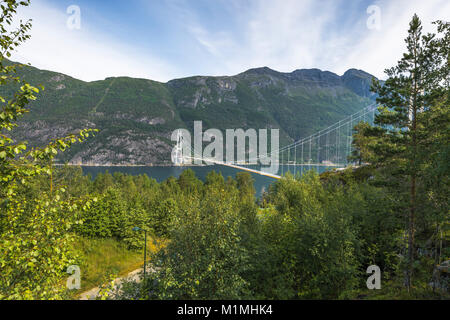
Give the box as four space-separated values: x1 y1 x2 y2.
188 157 281 179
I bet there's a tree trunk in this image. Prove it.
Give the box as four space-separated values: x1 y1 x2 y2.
407 174 416 290
406 50 419 290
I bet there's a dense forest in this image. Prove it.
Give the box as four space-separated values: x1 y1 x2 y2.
0 1 448 300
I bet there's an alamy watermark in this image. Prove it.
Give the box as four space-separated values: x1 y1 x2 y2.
66 5 81 30
66 265 81 290
171 121 279 175
366 265 381 289
366 5 381 31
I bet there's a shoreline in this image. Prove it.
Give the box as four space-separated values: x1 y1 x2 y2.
53 163 207 168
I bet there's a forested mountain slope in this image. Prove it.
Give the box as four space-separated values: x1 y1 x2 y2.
3 61 377 165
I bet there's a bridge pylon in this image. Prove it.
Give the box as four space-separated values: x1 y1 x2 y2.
171 129 185 166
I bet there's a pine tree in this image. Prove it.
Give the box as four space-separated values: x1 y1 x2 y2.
368 15 449 290
348 121 375 166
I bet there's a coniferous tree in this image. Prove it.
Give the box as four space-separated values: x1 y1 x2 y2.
348 121 376 166
368 15 449 289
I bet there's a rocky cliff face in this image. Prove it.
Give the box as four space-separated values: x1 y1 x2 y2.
342 68 379 99
3 61 378 165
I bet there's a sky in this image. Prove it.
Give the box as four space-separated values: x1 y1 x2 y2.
10 0 450 82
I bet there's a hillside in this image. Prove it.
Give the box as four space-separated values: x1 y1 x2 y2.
2 61 377 165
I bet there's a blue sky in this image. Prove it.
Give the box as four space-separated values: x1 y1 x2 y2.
12 0 450 82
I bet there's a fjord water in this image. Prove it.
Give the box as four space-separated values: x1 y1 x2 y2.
81 165 333 197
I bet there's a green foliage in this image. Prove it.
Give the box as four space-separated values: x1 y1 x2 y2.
72 237 143 294
96 272 118 300
1 189 81 299
258 172 361 299
364 15 450 289
0 5 447 301
145 182 251 300
0 1 96 299
348 121 377 165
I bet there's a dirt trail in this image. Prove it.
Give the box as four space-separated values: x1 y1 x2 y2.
78 266 153 300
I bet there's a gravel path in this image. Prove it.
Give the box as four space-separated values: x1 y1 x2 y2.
78 266 153 300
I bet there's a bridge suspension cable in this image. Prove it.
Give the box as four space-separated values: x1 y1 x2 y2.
175 103 378 179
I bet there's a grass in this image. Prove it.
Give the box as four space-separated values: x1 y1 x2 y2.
342 279 450 300
68 236 164 299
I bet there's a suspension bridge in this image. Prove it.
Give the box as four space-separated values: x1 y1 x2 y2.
172 103 378 179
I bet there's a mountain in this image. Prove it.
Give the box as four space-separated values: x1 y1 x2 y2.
1 61 378 165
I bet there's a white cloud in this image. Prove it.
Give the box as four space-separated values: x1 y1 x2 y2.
184 0 339 76
11 0 179 82
9 0 450 82
183 0 450 79
337 0 450 79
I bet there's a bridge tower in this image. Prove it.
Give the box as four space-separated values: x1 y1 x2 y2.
171 129 184 166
